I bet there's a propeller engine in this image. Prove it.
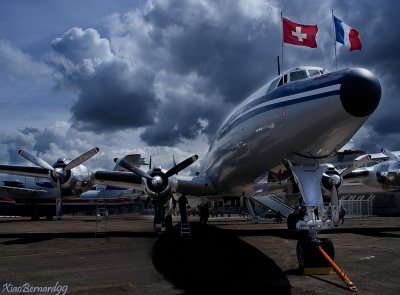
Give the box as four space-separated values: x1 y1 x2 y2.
375 149 400 190
321 165 342 194
18 147 99 219
115 155 198 204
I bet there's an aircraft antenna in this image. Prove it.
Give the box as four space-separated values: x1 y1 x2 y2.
277 56 281 76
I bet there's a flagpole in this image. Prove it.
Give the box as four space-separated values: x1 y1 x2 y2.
332 9 338 70
281 11 284 73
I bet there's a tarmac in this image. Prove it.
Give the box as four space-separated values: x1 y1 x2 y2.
0 215 399 295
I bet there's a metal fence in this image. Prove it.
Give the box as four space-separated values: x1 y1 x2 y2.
339 194 375 217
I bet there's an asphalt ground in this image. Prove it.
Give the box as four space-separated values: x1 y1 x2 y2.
0 215 399 294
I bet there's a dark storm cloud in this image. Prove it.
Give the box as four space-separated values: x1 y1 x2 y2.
49 0 281 146
46 0 400 150
48 27 157 132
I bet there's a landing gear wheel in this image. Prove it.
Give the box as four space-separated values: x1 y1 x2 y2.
296 237 334 269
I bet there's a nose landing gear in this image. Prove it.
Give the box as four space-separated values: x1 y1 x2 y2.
289 161 357 291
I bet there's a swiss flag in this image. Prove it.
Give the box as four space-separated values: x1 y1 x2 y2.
283 17 318 48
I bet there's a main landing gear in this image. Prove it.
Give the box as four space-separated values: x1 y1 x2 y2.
153 198 173 233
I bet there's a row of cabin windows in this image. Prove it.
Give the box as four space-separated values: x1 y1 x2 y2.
266 68 327 94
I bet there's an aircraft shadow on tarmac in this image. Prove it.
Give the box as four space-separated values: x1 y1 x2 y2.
152 223 291 295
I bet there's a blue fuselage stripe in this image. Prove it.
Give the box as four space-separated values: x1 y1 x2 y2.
219 90 340 139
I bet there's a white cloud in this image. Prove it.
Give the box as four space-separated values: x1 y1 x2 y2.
0 40 51 82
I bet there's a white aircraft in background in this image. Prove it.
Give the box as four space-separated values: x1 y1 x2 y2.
0 179 140 220
0 151 150 220
342 150 400 193
94 66 381 269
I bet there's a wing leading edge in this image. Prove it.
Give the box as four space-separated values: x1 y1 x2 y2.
0 165 49 178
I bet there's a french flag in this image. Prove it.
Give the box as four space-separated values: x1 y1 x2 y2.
334 16 362 51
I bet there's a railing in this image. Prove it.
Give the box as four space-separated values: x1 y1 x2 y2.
339 194 375 217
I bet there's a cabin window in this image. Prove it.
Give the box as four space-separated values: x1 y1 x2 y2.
290 70 308 82
283 74 288 84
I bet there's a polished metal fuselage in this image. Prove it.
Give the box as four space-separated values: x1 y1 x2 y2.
199 70 369 196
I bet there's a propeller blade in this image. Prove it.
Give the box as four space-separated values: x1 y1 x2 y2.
116 158 153 180
55 179 62 220
340 154 371 177
165 155 198 177
64 147 99 170
18 149 54 171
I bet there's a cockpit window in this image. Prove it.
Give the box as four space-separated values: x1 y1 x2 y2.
267 67 327 92
290 70 308 82
277 76 283 87
308 69 321 77
267 76 280 93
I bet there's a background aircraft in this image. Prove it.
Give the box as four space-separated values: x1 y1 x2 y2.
94 66 381 269
342 150 400 193
0 179 140 220
0 151 149 220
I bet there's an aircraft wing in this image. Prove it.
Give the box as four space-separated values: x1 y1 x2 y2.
342 169 370 180
355 151 400 161
0 164 49 178
94 170 143 189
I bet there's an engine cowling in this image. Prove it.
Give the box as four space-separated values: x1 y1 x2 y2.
49 157 93 194
321 165 341 190
376 161 400 190
142 166 173 203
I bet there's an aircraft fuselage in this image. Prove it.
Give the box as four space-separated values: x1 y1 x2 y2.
199 68 381 196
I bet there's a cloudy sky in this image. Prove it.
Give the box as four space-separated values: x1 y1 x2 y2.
0 0 398 173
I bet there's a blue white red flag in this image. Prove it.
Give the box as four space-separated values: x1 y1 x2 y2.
334 16 362 51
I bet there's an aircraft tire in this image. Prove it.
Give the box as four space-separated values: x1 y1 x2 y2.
296 237 335 269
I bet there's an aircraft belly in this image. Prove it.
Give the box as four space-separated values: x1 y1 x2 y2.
205 93 368 196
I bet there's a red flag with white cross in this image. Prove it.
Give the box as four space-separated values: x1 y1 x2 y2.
282 17 318 48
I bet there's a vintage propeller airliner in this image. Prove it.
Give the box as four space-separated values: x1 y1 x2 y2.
94 66 381 269
0 66 381 270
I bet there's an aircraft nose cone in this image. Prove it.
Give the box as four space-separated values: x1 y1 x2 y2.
340 68 381 117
